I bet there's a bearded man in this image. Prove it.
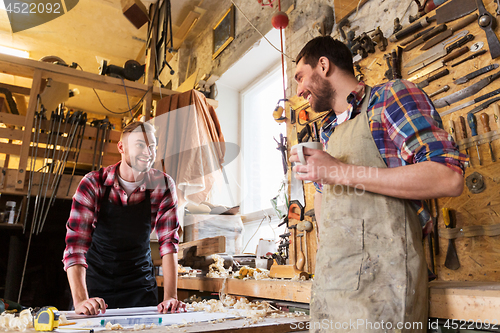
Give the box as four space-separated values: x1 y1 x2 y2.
290 36 467 332
63 121 185 315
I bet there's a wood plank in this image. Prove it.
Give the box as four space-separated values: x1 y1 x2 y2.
177 236 227 260
0 82 30 95
170 277 312 304
16 69 42 189
0 53 218 109
0 112 25 127
148 316 309 333
429 281 500 321
0 142 21 156
0 127 23 141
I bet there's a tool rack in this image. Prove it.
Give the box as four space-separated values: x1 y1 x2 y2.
284 0 500 291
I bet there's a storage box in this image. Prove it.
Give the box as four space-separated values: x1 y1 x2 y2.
183 215 244 255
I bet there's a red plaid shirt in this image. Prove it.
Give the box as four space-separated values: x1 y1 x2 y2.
63 162 179 271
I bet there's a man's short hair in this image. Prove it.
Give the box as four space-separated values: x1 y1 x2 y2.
295 36 354 75
121 121 155 140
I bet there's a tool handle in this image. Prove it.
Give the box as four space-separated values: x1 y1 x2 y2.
400 26 435 46
494 103 500 125
442 207 451 228
451 49 488 67
428 85 450 98
427 68 450 83
405 24 447 51
448 119 457 142
481 113 491 132
475 87 500 103
459 116 468 139
450 13 478 32
467 113 478 136
443 46 469 63
445 34 474 53
393 17 431 41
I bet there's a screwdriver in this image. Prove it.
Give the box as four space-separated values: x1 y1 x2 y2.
480 113 495 162
466 113 482 166
458 116 473 167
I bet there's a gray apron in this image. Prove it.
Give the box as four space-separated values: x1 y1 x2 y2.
310 87 428 332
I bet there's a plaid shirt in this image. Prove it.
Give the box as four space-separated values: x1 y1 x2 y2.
63 162 179 271
315 80 468 233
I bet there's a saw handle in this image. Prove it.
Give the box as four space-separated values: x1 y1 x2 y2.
445 34 474 53
459 116 468 139
288 201 304 221
467 113 478 136
481 113 491 132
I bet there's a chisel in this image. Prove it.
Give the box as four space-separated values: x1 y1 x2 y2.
416 69 449 89
451 49 488 67
428 85 450 98
459 116 473 167
480 113 495 161
443 208 460 270
467 113 482 166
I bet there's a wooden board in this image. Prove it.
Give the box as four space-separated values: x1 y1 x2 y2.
429 281 500 321
167 276 312 304
178 236 226 260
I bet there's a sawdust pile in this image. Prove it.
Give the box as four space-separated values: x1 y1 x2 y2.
0 309 33 331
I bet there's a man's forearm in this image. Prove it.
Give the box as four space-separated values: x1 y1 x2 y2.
162 253 178 300
67 265 89 305
336 161 463 200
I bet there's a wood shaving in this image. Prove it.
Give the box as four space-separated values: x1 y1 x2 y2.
0 309 33 331
133 323 157 330
206 254 230 278
105 322 123 330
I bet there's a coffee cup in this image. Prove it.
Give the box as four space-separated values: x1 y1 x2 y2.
291 142 323 165
291 142 323 183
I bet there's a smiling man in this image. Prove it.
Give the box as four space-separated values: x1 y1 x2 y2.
63 121 185 315
290 37 467 332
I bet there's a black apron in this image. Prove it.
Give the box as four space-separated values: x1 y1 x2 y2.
86 175 158 309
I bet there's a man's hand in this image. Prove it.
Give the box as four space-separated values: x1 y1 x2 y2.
290 147 346 184
157 298 187 314
74 297 107 315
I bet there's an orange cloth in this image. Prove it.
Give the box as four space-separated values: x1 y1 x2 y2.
154 90 225 205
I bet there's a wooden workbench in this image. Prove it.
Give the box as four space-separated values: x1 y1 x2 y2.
161 277 500 322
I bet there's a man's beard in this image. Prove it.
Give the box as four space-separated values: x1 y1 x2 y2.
310 71 335 112
125 153 152 173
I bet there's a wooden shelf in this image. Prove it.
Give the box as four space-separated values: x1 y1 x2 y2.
158 276 311 303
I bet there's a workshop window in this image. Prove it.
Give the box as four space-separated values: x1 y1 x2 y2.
241 66 286 215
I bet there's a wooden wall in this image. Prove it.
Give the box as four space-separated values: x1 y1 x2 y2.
286 0 500 282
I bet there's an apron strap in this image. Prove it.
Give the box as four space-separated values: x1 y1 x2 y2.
358 85 372 114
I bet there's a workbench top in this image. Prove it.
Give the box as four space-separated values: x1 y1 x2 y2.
164 276 500 322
